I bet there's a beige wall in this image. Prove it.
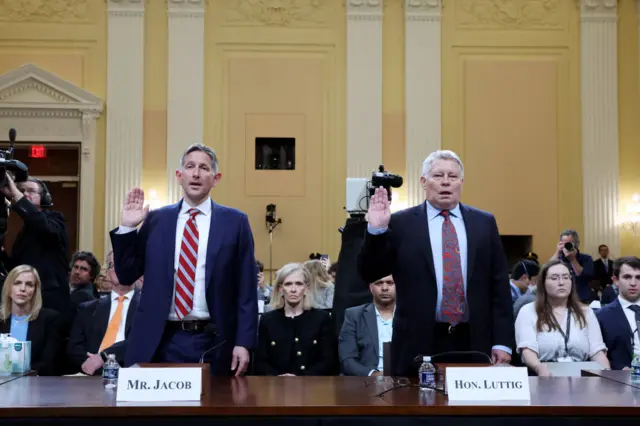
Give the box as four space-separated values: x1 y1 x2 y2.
441 0 581 261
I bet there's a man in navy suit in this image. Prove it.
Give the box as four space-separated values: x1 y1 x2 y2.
597 256 640 369
110 144 257 376
359 150 514 376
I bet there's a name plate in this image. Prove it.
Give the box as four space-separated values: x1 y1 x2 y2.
445 367 530 401
116 368 202 402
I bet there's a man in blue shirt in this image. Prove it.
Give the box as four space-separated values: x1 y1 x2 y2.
550 230 594 303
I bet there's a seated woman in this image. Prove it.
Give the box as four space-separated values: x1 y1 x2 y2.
0 265 61 375
254 263 335 376
304 260 335 310
515 260 610 376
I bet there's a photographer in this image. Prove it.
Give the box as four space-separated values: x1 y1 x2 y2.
0 174 71 329
550 229 594 304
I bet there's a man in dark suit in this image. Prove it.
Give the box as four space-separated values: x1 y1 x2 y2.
67 251 139 375
0 176 70 327
68 251 99 309
111 144 257 376
597 256 640 370
339 275 396 376
359 150 513 376
593 244 614 288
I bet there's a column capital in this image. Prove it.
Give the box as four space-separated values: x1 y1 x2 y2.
405 0 442 19
107 0 145 16
347 0 383 21
578 0 617 21
168 0 206 17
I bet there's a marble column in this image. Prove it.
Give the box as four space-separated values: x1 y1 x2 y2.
346 0 383 179
105 0 145 254
166 0 206 203
404 0 442 207
579 0 619 255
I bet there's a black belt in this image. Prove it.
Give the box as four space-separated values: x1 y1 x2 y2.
435 322 469 334
166 320 210 332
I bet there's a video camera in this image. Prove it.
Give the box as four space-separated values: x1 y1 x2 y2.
0 129 29 233
370 165 403 201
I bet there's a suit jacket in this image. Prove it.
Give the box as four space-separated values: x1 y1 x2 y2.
338 303 381 376
4 199 70 326
110 199 258 374
601 285 619 306
597 298 633 370
254 308 335 376
67 290 140 372
0 308 61 376
70 283 96 309
594 259 614 287
358 203 514 376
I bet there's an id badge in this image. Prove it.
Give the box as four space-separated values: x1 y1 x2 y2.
557 356 573 363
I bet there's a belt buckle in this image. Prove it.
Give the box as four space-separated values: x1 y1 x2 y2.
448 325 455 334
181 322 192 332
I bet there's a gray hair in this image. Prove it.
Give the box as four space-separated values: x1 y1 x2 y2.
421 150 464 179
560 229 580 249
180 143 219 173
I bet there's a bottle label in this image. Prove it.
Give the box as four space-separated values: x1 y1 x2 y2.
420 371 435 387
633 365 640 376
103 366 119 380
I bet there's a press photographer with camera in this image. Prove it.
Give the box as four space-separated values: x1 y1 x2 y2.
550 229 594 304
0 173 71 328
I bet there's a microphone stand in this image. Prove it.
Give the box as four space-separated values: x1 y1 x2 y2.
267 218 282 284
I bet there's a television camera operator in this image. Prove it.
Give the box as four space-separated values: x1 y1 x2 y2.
0 173 71 331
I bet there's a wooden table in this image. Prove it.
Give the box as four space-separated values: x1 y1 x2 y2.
0 376 639 425
582 369 640 389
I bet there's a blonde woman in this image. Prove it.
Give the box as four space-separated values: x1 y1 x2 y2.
254 263 335 376
304 260 335 309
0 265 61 375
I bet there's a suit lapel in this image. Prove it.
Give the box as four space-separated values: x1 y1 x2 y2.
125 291 140 335
363 304 379 358
205 200 223 291
166 201 182 285
95 297 112 340
0 318 9 334
613 299 633 336
411 204 435 280
459 204 477 284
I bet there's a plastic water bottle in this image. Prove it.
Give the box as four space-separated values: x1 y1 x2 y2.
103 354 119 389
419 356 436 390
632 355 640 383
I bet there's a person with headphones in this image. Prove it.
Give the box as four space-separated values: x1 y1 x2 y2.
0 174 71 335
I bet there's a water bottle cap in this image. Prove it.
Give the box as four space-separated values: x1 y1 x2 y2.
423 356 431 362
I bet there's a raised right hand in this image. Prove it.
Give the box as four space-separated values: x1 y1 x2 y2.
367 187 391 229
121 188 149 228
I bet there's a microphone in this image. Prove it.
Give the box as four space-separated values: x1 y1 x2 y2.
412 350 494 365
198 323 224 364
8 128 16 143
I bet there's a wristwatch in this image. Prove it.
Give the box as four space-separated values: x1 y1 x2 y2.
99 351 108 363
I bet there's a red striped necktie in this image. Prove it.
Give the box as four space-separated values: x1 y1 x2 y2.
175 208 201 320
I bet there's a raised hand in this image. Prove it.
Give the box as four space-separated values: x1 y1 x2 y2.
367 187 391 229
121 188 149 228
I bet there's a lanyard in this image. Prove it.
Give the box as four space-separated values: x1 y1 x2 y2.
551 310 572 355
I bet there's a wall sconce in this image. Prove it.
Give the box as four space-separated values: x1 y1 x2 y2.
619 193 640 236
148 189 165 211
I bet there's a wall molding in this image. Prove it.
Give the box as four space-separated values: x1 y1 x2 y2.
0 64 103 252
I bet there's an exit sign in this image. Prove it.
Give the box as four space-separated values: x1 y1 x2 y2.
29 145 47 158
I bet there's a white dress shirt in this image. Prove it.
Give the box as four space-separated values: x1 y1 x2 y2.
108 289 136 344
375 306 394 371
168 199 212 321
618 295 640 357
117 198 212 321
515 303 606 361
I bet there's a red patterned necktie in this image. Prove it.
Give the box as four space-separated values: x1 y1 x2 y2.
440 210 465 326
175 208 201 320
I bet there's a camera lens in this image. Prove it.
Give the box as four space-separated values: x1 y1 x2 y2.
564 242 574 251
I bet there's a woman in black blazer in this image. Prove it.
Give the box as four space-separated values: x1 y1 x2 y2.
0 265 61 376
254 263 335 376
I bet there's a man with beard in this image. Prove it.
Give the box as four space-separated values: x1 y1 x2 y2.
597 256 640 369
338 275 396 376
